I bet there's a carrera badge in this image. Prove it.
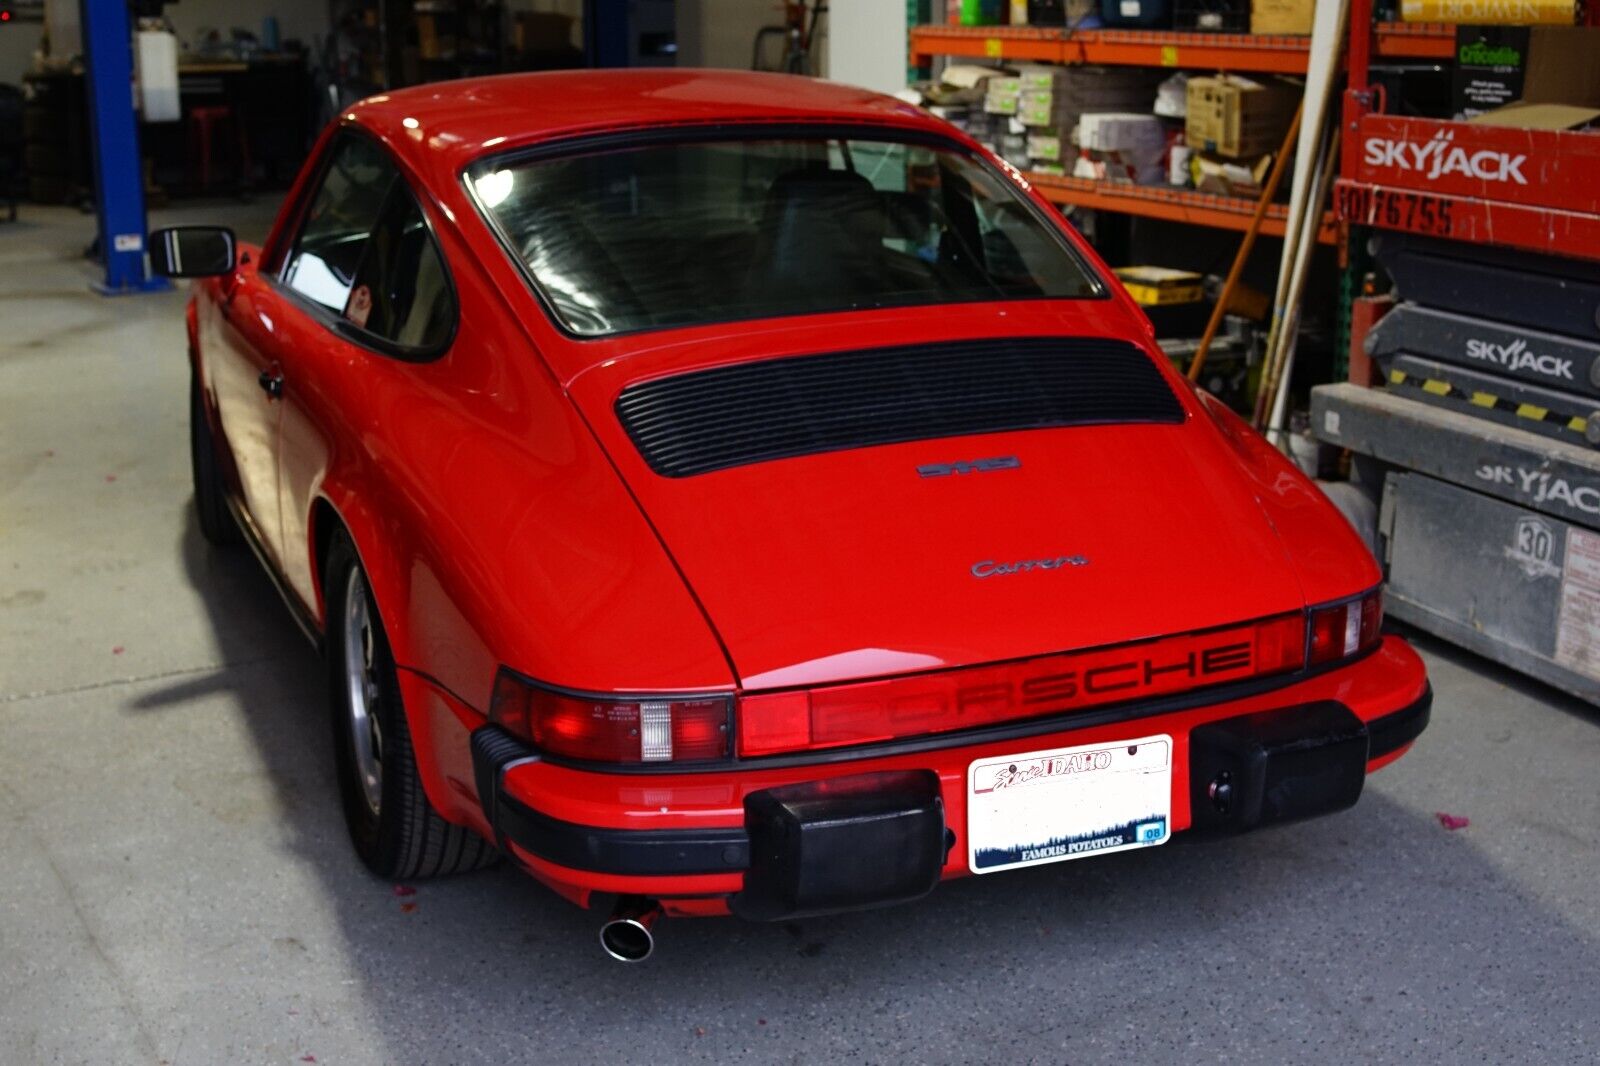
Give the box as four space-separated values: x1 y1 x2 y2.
971 555 1089 578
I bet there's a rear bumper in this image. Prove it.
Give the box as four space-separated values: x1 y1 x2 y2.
473 636 1430 917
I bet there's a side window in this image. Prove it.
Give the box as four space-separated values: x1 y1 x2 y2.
282 135 396 312
343 184 455 351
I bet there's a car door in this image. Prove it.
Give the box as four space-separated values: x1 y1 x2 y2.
205 233 294 559
263 133 400 593
274 137 458 610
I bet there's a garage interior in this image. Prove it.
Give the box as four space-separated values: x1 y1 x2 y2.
2 1 1599 1063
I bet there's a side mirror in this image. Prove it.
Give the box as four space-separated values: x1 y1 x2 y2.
149 226 237 278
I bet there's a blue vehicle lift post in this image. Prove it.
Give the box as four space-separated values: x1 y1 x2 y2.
81 0 167 294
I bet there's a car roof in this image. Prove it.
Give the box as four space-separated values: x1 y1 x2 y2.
345 69 947 178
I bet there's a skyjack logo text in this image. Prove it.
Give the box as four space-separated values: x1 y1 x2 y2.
1464 337 1572 381
1363 130 1528 186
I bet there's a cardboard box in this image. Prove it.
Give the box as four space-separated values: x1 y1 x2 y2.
1186 75 1301 158
1468 101 1600 129
1016 64 1070 91
1026 131 1066 162
1251 0 1313 34
984 76 1022 115
1077 112 1166 151
1455 27 1600 120
1452 27 1529 116
1115 267 1204 306
1191 152 1274 198
1015 70 1160 128
1073 149 1164 184
1225 280 1272 321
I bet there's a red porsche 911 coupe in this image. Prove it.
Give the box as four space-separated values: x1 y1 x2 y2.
152 70 1429 961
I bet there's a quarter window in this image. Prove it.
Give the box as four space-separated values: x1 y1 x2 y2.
280 132 456 354
344 185 455 350
283 135 396 312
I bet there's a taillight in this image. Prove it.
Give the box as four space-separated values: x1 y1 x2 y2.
489 669 731 764
738 613 1308 757
1308 587 1384 667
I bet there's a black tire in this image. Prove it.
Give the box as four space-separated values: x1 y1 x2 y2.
324 529 498 879
190 373 241 546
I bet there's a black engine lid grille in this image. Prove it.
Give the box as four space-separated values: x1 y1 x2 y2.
614 336 1185 478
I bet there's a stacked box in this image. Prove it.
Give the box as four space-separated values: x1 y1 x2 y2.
1015 63 1074 91
1185 75 1301 158
1026 131 1067 163
983 77 1022 115
1076 113 1168 184
1114 266 1205 306
1251 0 1313 33
956 111 1002 139
1072 150 1165 184
1077 112 1166 152
1014 66 1161 129
998 132 1031 169
1191 152 1273 197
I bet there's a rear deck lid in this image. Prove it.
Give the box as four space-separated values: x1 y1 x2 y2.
571 327 1307 690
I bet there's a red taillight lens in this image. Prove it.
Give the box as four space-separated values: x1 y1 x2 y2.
489 670 730 763
1360 587 1384 648
739 613 1308 757
1308 587 1384 667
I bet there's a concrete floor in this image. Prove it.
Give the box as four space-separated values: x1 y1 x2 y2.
2 201 1598 1066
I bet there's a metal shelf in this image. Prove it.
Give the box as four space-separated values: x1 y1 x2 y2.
1028 172 1338 244
910 23 1453 73
908 23 1448 238
1371 20 1454 59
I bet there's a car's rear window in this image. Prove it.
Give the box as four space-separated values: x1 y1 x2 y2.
465 134 1105 337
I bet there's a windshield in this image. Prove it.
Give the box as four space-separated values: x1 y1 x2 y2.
466 135 1105 336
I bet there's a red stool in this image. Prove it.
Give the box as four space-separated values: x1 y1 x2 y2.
186 105 252 195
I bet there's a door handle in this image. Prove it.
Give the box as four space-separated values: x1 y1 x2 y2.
258 367 284 399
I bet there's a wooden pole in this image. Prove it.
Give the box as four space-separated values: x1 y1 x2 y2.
1264 131 1343 436
1254 120 1338 429
1186 102 1304 385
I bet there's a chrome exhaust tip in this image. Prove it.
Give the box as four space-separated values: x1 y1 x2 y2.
600 897 661 962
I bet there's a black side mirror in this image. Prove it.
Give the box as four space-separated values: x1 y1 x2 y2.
149 226 237 278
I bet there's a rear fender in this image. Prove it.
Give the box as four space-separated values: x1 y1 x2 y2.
307 488 471 825
1192 386 1382 602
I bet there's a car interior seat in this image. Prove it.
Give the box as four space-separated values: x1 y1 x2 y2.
749 167 887 312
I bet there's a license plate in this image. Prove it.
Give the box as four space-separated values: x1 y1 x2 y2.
967 735 1172 874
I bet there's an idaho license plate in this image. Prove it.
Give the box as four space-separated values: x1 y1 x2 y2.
967 735 1172 874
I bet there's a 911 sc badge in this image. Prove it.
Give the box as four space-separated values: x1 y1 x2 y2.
917 456 1021 478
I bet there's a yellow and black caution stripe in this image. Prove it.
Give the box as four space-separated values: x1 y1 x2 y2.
1387 368 1591 436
